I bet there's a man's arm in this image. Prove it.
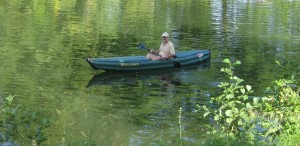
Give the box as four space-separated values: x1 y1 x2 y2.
163 54 175 59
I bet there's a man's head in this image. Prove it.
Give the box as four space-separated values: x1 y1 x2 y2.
162 32 169 37
162 32 170 43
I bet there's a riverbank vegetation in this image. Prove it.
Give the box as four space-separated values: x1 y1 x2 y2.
0 95 50 145
200 59 300 145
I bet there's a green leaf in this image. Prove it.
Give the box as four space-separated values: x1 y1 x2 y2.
238 119 243 125
246 103 253 110
218 82 230 88
246 85 252 91
214 115 220 121
262 97 268 102
226 118 233 124
225 110 233 117
291 75 295 81
240 88 245 94
226 94 234 99
239 111 246 118
286 79 293 84
234 60 241 65
228 101 235 106
232 76 239 80
204 112 210 117
233 108 239 113
223 58 230 64
275 60 281 66
242 95 249 100
244 117 251 123
253 97 259 105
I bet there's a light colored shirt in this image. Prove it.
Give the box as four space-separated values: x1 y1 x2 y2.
158 41 175 57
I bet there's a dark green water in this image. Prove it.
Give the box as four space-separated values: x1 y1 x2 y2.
0 0 299 145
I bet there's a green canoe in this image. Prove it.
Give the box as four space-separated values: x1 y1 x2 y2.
86 49 210 71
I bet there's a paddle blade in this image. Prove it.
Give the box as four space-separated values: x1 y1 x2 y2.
138 43 146 49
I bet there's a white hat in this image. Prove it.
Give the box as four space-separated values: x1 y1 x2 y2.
162 32 169 37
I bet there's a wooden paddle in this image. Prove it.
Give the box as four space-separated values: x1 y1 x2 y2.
138 43 181 68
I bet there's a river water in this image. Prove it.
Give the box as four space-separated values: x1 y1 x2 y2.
0 0 299 145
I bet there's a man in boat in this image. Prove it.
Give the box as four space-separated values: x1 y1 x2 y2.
145 32 176 60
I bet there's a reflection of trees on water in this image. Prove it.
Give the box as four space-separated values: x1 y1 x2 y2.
86 63 212 143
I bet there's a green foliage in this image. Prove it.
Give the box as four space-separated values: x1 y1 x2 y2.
277 128 300 145
256 78 300 139
0 95 50 145
202 59 256 138
202 132 266 146
201 58 300 144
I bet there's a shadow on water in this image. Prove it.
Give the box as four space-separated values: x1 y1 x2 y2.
86 61 211 88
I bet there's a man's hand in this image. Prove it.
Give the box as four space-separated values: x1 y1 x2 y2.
160 56 167 60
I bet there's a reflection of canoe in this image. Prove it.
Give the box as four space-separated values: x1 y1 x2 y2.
86 61 210 88
86 72 152 87
86 50 210 71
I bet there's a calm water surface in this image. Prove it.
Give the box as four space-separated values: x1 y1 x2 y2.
0 0 300 145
